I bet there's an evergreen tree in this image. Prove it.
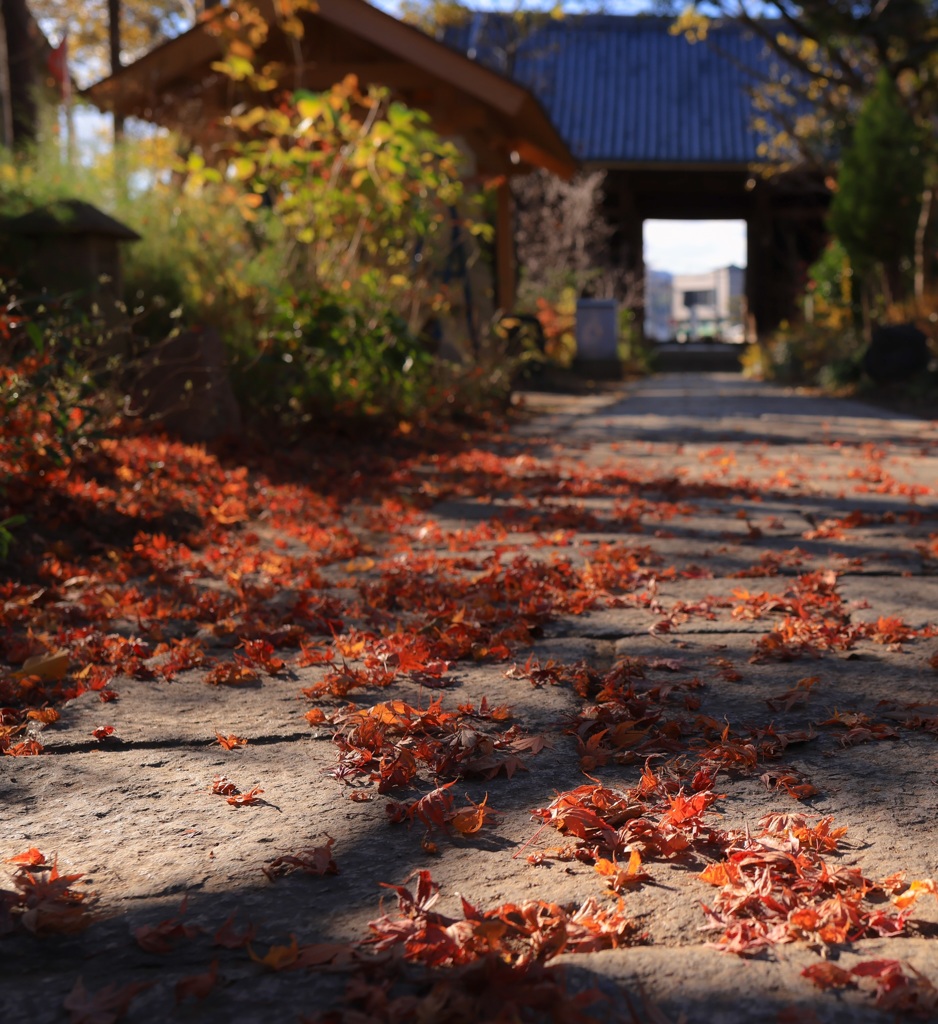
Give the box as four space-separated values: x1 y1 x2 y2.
828 69 926 303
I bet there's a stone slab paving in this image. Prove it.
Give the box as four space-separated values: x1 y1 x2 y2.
3 372 938 1023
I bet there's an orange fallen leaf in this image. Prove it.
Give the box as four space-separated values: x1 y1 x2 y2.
802 962 855 989
3 739 44 756
5 847 46 866
215 731 247 750
293 942 353 968
449 794 493 836
594 848 650 892
13 650 69 681
26 707 59 724
249 934 300 971
227 787 264 807
893 878 938 910
699 862 735 887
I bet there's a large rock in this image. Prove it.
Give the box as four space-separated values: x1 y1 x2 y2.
863 322 930 383
131 326 241 442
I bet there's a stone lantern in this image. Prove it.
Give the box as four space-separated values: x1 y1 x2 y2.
0 198 140 299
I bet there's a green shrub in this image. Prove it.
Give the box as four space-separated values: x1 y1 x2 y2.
0 86 509 432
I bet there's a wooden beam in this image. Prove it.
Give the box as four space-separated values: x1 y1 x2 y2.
300 61 432 92
84 0 576 181
495 179 515 313
510 139 575 181
307 0 526 117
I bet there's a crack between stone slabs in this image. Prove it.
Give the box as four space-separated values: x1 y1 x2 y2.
551 627 834 640
661 569 932 580
39 731 324 755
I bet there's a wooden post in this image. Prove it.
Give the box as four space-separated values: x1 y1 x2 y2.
3 0 37 144
614 173 644 341
108 0 123 140
626 214 645 342
0 10 12 148
495 178 515 313
746 183 770 340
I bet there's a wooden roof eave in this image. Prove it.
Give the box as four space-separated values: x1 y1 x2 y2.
585 160 755 173
83 0 577 180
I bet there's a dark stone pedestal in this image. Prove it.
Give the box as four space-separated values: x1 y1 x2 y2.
131 326 241 442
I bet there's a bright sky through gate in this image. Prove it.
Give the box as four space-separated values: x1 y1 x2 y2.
645 220 748 275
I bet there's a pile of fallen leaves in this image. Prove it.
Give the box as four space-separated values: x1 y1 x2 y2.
3 405 938 1021
0 848 94 936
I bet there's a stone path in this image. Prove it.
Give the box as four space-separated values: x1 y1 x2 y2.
3 373 937 1023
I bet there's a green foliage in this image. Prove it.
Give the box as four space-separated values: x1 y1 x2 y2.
807 240 852 314
239 288 434 427
0 515 27 560
215 80 465 330
829 70 926 291
744 322 861 388
0 84 504 431
188 79 480 426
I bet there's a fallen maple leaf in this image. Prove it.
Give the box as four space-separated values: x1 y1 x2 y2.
91 726 115 741
227 787 264 807
12 856 94 935
210 776 239 796
292 941 353 968
205 661 259 686
26 707 59 724
63 977 151 1024
215 731 247 750
2 739 44 756
262 838 338 880
13 650 69 681
133 898 200 953
449 794 494 836
213 913 255 949
175 960 218 1004
893 878 938 910
594 848 650 892
5 847 46 867
249 934 300 971
836 958 938 1012
801 962 855 990
236 637 285 674
699 862 736 887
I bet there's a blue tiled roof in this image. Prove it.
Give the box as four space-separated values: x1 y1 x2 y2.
446 15 783 166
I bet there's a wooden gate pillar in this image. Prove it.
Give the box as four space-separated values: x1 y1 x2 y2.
746 185 772 339
495 178 516 313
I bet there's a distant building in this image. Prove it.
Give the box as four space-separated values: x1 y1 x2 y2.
645 269 673 342
671 266 746 343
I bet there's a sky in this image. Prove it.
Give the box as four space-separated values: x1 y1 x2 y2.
644 219 748 275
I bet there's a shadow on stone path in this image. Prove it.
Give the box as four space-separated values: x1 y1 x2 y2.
3 372 937 1023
